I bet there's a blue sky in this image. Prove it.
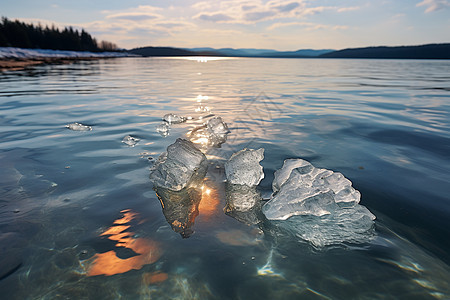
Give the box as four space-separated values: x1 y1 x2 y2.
1 0 449 50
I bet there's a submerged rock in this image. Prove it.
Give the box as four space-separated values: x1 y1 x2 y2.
122 135 140 146
163 113 186 124
262 158 376 247
65 122 92 131
149 138 207 191
225 148 264 186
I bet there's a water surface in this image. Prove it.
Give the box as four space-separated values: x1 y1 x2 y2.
1 57 449 299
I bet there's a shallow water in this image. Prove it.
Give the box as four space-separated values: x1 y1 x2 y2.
0 57 449 299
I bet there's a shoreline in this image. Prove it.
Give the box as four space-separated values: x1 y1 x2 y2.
0 57 118 71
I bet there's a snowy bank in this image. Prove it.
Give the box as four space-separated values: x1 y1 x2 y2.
0 47 135 59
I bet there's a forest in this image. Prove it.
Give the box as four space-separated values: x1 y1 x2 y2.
0 17 117 52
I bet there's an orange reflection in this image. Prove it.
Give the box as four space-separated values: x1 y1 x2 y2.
198 182 220 220
142 271 169 285
85 209 162 277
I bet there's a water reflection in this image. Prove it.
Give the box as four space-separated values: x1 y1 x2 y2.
84 209 162 276
154 186 202 238
224 183 264 226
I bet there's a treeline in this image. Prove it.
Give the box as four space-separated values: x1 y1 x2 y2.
0 17 118 52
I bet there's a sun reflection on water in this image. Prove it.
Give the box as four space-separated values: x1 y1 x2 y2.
83 209 162 277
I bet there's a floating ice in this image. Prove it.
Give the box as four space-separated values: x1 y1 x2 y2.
206 116 230 146
225 148 264 186
156 122 170 137
188 116 229 148
262 158 376 247
65 122 92 131
122 135 140 147
163 113 186 124
264 159 362 220
149 138 207 191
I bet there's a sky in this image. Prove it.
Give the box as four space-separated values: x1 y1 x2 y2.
1 0 450 50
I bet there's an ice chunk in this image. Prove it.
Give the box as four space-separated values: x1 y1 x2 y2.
149 138 207 191
264 159 362 220
65 122 92 131
188 116 230 148
206 116 230 146
156 122 170 137
262 158 376 247
122 135 140 147
163 113 186 124
225 148 264 186
275 205 376 248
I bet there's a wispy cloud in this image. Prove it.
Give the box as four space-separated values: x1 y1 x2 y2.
416 0 450 13
268 21 348 31
195 13 234 22
106 13 160 22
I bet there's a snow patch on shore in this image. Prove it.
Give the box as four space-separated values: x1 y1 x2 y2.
0 47 135 59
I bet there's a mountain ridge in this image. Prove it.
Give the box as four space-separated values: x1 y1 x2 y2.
128 43 450 59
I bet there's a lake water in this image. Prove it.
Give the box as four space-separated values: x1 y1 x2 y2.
0 57 449 299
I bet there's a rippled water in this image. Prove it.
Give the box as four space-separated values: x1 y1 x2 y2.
1 57 449 299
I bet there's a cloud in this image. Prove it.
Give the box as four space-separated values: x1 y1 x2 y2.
106 13 159 22
268 21 348 31
195 13 234 22
337 6 361 13
416 0 450 12
274 2 300 12
244 11 277 21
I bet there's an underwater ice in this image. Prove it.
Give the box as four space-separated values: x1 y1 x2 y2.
156 122 170 137
262 158 376 247
65 122 92 131
225 148 264 186
149 138 207 191
163 113 186 124
122 135 140 146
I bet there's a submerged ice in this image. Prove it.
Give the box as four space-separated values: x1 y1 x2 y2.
65 122 92 131
163 113 186 124
225 148 264 186
262 158 376 247
149 138 207 191
122 135 140 146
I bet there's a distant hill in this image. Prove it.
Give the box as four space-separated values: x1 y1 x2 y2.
129 43 450 59
187 47 334 57
320 43 450 59
128 47 215 57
